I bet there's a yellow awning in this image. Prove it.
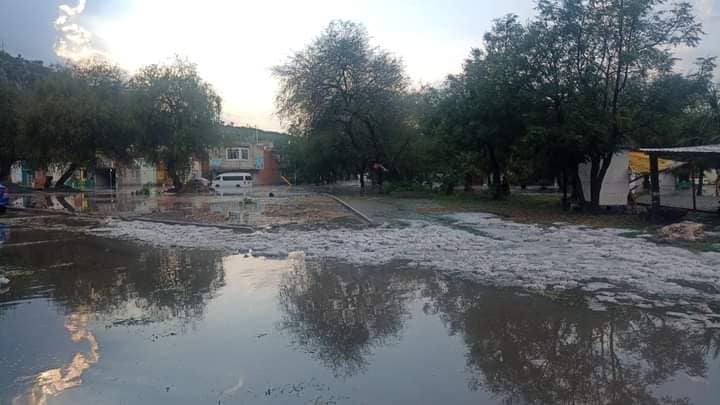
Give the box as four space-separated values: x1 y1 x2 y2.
628 151 682 174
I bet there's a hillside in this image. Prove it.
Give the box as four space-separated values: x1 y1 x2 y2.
0 51 51 88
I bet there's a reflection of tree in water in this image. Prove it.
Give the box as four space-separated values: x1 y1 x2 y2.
277 260 421 377
1 237 225 327
423 276 720 405
2 237 226 404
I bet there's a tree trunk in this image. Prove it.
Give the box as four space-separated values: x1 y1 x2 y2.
171 173 182 190
697 170 704 196
487 145 503 200
57 196 76 213
0 160 12 183
464 173 473 192
359 170 365 189
54 163 78 188
561 168 569 211
492 169 502 199
166 160 183 191
589 154 613 209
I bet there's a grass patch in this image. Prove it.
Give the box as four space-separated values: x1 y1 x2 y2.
421 191 720 252
422 192 654 230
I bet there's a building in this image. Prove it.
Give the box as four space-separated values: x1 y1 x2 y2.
7 126 288 190
208 143 283 186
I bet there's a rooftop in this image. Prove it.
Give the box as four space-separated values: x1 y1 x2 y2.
637 144 720 165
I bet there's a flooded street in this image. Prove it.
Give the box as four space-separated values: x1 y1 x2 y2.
2 217 720 404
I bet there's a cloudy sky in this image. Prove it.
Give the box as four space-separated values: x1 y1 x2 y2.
1 0 719 131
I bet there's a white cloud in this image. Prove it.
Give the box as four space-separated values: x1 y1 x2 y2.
54 0 106 62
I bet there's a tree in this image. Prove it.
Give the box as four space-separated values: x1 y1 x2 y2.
130 57 222 190
418 81 484 194
273 20 409 188
533 0 703 207
19 60 135 187
0 82 21 181
522 11 590 205
429 15 530 199
679 57 720 146
0 51 51 181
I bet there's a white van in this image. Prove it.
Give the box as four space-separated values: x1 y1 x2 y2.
212 172 253 193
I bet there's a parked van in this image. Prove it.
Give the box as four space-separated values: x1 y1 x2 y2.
212 172 253 193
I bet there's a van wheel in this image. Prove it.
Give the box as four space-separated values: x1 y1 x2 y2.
236 184 240 187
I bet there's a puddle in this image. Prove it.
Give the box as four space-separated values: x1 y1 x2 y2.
2 229 720 404
7 188 356 228
85 212 720 322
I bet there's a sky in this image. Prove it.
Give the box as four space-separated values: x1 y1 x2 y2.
1 0 719 132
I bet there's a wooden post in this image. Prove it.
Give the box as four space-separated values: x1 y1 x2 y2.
691 166 697 211
649 153 661 219
562 168 569 211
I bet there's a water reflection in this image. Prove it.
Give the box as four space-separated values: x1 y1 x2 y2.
0 233 225 403
13 313 99 405
4 233 720 404
423 277 720 404
278 263 720 404
10 192 149 215
1 235 225 325
277 260 423 377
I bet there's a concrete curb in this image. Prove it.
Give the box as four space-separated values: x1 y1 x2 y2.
7 207 75 216
118 217 255 233
322 193 374 225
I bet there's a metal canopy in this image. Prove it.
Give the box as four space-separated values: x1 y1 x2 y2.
637 144 720 217
638 144 720 165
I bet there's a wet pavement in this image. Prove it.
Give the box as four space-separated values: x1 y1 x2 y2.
2 219 720 404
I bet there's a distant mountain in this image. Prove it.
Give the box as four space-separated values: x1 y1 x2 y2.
0 51 52 88
219 125 290 146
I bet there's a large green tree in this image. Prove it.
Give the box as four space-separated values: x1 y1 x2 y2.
130 58 222 190
429 15 530 199
532 0 703 207
19 61 135 186
0 51 51 181
0 82 21 181
273 20 409 188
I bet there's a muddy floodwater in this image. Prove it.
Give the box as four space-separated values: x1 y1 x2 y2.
2 225 720 404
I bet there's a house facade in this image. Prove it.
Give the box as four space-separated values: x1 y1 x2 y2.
208 143 282 185
8 141 284 190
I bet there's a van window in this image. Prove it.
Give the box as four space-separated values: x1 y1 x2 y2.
244 176 253 181
214 176 221 180
223 176 244 181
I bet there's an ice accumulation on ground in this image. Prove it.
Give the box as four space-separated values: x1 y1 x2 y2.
87 212 720 322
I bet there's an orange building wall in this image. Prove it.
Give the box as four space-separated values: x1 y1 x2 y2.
256 150 283 185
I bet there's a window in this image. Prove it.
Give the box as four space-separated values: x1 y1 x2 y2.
226 147 249 161
223 176 244 181
245 175 253 181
